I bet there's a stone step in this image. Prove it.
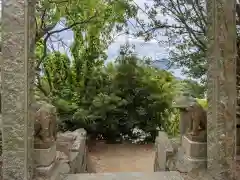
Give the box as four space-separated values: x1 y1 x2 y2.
35 160 70 180
62 172 184 180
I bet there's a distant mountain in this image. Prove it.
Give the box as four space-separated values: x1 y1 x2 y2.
151 58 184 80
151 58 171 70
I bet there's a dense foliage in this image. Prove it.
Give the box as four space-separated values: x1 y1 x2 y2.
31 0 207 143
38 51 179 142
35 0 138 92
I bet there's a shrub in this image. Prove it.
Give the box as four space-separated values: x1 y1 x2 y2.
57 55 175 142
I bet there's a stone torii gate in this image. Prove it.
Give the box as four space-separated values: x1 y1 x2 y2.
1 0 36 179
207 0 237 179
0 0 238 180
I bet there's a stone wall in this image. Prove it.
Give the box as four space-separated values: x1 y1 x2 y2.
0 99 91 179
56 129 89 174
33 128 90 180
0 124 90 179
154 131 207 173
154 131 180 172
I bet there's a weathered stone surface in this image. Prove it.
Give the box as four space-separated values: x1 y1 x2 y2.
35 162 56 176
174 96 207 141
154 131 207 173
56 129 88 174
174 96 195 142
57 133 76 144
34 103 57 149
33 103 59 179
185 130 207 143
207 0 237 179
154 131 175 171
179 110 191 141
63 172 184 180
34 144 57 167
2 0 36 179
35 161 63 180
56 142 72 160
180 170 216 180
173 147 207 173
182 135 207 159
57 151 69 162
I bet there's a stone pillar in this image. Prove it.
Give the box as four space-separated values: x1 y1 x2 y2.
1 0 36 179
207 0 237 179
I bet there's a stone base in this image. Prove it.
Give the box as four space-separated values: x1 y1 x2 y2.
184 130 207 143
172 134 207 173
182 135 207 159
35 160 70 180
34 143 56 167
174 147 207 173
176 155 207 173
35 161 56 176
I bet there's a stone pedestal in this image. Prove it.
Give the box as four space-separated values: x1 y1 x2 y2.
34 144 61 180
174 133 207 173
182 135 207 159
34 144 56 167
174 148 207 173
34 143 56 170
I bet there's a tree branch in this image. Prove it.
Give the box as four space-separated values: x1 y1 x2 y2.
174 0 206 50
36 13 99 69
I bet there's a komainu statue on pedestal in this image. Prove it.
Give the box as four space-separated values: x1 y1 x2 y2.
173 95 207 137
34 102 57 149
185 102 207 136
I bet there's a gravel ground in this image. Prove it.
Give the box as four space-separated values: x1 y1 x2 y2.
88 141 155 173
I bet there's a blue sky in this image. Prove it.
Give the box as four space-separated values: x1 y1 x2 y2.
48 0 185 78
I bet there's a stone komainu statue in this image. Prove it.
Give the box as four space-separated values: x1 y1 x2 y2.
173 96 207 136
34 102 57 149
185 102 207 136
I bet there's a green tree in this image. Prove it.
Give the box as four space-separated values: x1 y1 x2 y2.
48 52 176 142
134 0 207 79
175 79 205 98
135 0 240 80
35 0 138 93
34 1 184 142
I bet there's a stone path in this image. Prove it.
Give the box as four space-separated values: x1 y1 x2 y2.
88 141 155 172
64 172 184 180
